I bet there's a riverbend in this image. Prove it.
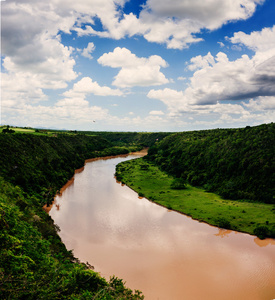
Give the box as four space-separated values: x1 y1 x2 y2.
49 153 275 300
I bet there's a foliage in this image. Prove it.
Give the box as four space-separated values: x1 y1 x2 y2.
2 125 15 134
253 225 275 240
85 131 171 147
215 217 232 229
146 123 275 204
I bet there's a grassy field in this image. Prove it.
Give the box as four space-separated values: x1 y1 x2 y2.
0 126 71 136
116 157 275 239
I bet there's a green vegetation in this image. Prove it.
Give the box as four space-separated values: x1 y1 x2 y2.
0 126 172 144
0 130 148 299
85 131 171 147
116 158 275 239
147 123 275 204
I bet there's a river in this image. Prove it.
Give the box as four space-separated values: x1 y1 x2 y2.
49 152 275 300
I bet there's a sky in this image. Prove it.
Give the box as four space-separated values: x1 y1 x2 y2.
1 0 275 132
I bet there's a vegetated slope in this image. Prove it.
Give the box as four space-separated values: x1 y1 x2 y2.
0 133 144 299
0 133 140 205
146 123 275 204
84 131 172 147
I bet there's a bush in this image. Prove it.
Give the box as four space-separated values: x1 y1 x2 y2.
170 178 187 190
216 217 231 229
140 164 149 170
253 225 269 239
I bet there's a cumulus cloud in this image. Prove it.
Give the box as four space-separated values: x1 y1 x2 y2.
243 96 275 111
1 1 77 106
72 0 264 49
184 27 275 106
144 0 263 29
188 52 215 71
98 47 169 87
147 25 275 126
147 88 185 112
81 42 96 59
63 77 123 97
149 47 275 113
230 25 275 51
147 87 252 120
1 99 111 130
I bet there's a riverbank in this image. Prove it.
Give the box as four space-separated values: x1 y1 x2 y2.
116 157 275 239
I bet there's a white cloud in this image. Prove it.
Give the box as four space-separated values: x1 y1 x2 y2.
147 23 275 126
1 1 77 106
188 52 215 71
1 100 111 130
184 28 275 106
98 47 170 87
143 0 263 30
63 77 123 97
147 87 254 121
149 110 165 115
147 88 185 113
243 96 275 111
81 42 96 59
146 23 275 126
70 0 264 49
230 25 275 52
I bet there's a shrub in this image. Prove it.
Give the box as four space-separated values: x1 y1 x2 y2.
216 217 231 229
253 225 269 239
140 164 149 170
170 178 187 190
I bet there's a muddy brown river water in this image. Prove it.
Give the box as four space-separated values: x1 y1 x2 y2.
49 152 275 300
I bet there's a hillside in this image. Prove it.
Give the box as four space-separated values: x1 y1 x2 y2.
86 131 171 147
146 123 275 203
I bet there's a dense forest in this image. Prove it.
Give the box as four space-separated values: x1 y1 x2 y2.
146 123 275 204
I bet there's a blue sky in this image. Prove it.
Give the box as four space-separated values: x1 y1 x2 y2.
1 0 275 131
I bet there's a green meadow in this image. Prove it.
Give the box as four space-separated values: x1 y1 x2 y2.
116 157 275 239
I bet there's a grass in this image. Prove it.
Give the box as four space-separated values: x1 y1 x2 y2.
0 126 70 136
116 158 275 239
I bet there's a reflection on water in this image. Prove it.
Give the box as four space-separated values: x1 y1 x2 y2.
50 154 275 300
